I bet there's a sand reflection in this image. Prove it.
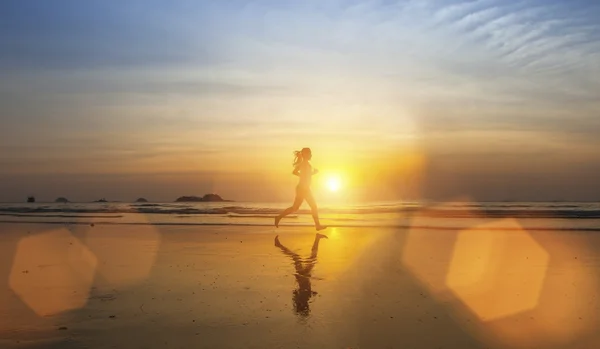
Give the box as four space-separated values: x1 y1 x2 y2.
274 233 327 318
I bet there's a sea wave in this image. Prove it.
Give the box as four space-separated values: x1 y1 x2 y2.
1 202 600 219
1 220 600 232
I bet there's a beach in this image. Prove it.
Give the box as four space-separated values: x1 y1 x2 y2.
1 205 600 349
3 0 600 347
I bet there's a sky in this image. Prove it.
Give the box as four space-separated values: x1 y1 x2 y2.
1 0 599 203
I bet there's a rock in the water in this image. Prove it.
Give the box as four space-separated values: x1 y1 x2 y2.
174 194 233 202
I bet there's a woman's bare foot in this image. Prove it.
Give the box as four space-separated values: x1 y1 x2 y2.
274 216 281 228
316 225 327 231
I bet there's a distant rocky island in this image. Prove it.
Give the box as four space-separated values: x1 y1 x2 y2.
135 198 148 203
94 198 108 203
55 197 69 203
175 194 233 202
27 196 35 203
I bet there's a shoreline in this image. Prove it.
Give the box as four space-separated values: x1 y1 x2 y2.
1 220 600 232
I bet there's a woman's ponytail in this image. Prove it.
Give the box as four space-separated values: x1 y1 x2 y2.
293 150 303 166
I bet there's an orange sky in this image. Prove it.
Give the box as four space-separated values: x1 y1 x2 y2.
1 1 599 202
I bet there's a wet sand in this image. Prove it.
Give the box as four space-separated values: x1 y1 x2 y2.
1 221 600 349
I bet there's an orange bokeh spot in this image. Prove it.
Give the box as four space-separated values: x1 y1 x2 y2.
400 199 600 348
446 218 549 321
9 229 97 316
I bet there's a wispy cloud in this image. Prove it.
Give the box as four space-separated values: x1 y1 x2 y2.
1 0 599 200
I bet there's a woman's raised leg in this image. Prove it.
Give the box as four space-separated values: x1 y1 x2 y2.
275 189 304 228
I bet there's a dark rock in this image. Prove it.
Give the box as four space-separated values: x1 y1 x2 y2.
175 194 233 202
55 197 69 203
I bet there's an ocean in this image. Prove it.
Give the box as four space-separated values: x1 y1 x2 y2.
1 201 599 232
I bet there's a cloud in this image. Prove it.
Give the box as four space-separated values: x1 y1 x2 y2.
1 0 599 201
0 0 225 71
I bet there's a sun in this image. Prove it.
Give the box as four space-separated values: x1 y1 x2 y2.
327 176 341 192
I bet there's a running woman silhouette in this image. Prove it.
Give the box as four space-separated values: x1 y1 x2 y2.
275 148 327 231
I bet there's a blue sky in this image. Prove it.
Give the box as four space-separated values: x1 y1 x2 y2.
1 0 599 201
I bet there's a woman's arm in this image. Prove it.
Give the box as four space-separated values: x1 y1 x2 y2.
292 164 301 176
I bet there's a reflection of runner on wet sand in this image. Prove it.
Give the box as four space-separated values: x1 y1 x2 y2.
274 233 327 318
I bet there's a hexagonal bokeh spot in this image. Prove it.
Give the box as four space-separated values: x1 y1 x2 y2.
9 228 97 316
85 224 160 288
446 218 549 321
